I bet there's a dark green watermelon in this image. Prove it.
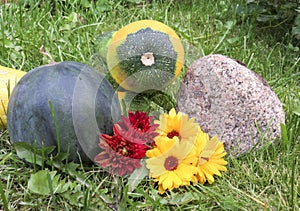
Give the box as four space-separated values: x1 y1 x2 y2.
7 61 120 164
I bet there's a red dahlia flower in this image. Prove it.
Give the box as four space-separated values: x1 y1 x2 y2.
94 110 159 176
94 136 145 176
114 110 159 146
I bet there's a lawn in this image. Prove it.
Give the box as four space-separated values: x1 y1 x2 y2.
0 0 299 210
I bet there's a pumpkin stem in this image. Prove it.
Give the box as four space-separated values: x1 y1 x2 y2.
39 45 55 64
141 52 155 66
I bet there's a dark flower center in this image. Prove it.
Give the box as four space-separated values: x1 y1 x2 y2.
167 130 180 139
117 146 129 156
201 157 209 161
164 156 179 171
136 122 145 131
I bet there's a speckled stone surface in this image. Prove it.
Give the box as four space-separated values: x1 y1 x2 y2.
177 54 285 157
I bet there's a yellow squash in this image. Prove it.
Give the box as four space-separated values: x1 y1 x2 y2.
107 20 184 92
0 65 26 127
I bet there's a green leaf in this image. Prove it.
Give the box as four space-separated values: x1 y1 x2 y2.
79 0 92 8
28 170 56 195
160 191 198 205
36 145 56 155
224 20 236 30
294 14 300 26
64 162 80 176
53 178 73 194
127 159 149 192
95 0 112 12
28 170 73 195
51 152 69 165
13 142 55 166
61 191 84 207
62 162 92 189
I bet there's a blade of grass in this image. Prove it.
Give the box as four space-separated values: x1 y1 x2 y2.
48 100 60 154
47 172 57 210
289 156 297 210
83 187 90 211
0 181 9 211
280 123 289 151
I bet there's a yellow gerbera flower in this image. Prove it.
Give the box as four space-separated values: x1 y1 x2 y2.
193 136 228 184
146 137 198 194
154 108 199 143
146 108 228 193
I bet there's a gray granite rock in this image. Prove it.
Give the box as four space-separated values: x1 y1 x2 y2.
177 54 285 157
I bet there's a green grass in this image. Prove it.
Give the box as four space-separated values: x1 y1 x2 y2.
0 0 299 210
